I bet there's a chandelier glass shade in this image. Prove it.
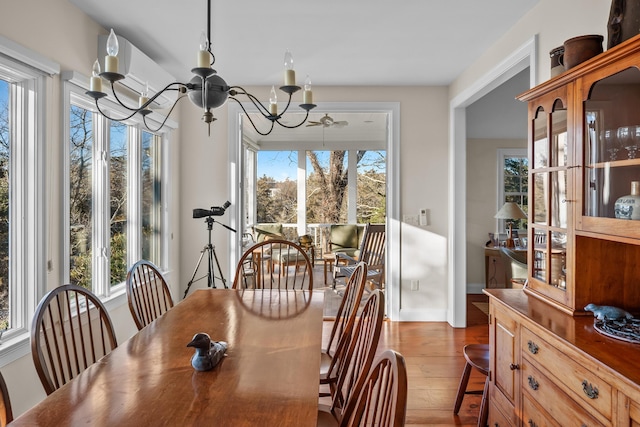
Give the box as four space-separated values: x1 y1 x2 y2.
86 0 316 135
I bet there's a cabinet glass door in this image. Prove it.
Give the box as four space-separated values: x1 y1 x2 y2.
584 67 640 223
531 99 568 294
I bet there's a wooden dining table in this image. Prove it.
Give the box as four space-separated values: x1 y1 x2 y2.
12 288 325 426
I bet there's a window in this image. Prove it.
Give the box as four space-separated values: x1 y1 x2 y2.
141 130 162 265
356 150 386 223
64 75 169 299
0 79 9 333
110 121 128 286
306 150 349 224
498 149 528 232
256 151 298 226
0 42 55 350
69 103 94 289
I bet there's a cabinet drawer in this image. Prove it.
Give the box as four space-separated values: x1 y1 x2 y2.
522 327 612 420
522 393 557 427
522 362 607 427
488 399 514 427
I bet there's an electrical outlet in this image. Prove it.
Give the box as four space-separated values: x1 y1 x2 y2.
411 280 419 291
403 215 418 225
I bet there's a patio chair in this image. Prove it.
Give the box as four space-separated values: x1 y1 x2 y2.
332 223 386 290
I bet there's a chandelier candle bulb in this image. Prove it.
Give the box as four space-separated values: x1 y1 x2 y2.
197 32 210 68
197 50 209 68
303 75 313 104
303 90 312 104
104 55 118 73
269 86 278 115
104 29 119 73
139 82 149 108
90 59 102 92
284 49 295 85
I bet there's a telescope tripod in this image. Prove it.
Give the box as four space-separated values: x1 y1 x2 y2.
183 216 235 298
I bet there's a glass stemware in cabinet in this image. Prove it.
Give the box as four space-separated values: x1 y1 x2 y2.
604 129 619 160
617 126 632 159
628 125 640 159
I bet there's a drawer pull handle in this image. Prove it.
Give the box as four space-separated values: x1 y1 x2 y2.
582 380 599 399
528 420 538 427
527 340 539 354
509 363 520 370
528 375 539 391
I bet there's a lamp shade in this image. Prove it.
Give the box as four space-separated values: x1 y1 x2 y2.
494 202 527 220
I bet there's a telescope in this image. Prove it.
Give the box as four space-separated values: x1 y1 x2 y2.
193 201 231 218
184 200 234 297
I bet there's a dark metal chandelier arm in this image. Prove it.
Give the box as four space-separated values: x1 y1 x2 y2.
93 98 139 122
228 96 276 136
142 94 189 133
107 80 187 112
228 86 273 118
108 81 143 112
140 81 188 109
274 109 311 129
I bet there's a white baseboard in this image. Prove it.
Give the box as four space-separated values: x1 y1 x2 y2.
467 282 485 295
397 308 447 322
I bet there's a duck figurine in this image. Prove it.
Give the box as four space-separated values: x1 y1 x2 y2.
187 332 228 371
584 303 634 321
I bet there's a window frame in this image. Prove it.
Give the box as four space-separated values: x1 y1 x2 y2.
62 71 172 301
0 37 58 364
496 148 528 233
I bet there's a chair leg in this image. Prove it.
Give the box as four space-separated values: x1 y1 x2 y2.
454 361 472 414
478 376 489 427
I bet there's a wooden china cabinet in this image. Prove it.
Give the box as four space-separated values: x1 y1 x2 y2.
484 34 640 426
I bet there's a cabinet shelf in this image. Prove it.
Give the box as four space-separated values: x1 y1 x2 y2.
588 157 640 169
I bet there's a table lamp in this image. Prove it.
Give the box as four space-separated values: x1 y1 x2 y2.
495 202 527 248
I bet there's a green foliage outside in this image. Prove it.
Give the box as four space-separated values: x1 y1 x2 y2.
257 150 386 228
504 156 529 230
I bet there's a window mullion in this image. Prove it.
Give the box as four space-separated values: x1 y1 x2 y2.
348 150 357 223
93 115 110 297
297 150 306 237
128 126 141 266
8 81 26 333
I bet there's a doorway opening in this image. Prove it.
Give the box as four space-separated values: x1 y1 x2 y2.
228 102 401 318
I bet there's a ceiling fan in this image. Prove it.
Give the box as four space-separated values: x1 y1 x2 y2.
306 114 349 128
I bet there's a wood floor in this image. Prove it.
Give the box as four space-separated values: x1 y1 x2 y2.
324 293 489 426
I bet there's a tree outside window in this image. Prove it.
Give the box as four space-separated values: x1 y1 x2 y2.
0 79 9 330
69 104 93 290
502 154 529 232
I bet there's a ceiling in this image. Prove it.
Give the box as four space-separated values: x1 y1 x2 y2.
70 0 539 144
70 0 539 87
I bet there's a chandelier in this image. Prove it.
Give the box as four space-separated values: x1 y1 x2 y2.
86 0 316 136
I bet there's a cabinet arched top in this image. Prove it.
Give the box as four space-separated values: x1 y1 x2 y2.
528 87 569 121
583 65 640 101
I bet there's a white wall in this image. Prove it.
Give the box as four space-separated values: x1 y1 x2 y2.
451 0 611 96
